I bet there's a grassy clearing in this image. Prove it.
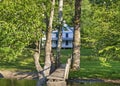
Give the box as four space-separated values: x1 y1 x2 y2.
69 61 120 79
58 48 120 79
0 48 120 79
0 50 35 71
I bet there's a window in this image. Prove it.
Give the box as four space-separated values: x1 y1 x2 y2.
66 41 68 45
66 33 68 38
56 33 58 37
56 41 58 45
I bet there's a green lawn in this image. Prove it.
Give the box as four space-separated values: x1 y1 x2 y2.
0 48 120 79
69 61 120 79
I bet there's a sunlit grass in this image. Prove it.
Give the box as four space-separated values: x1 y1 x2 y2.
69 61 120 79
0 48 120 79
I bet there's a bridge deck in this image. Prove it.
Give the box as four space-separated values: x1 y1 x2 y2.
47 58 71 81
47 66 65 80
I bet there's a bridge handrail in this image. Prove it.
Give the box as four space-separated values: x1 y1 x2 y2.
47 55 72 81
64 57 72 79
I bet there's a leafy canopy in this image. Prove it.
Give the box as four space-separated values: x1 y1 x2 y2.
0 0 45 61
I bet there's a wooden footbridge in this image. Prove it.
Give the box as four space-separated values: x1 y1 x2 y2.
47 57 72 86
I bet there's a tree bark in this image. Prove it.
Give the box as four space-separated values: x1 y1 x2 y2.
33 41 43 73
56 0 63 68
33 41 46 86
44 0 55 77
72 0 81 70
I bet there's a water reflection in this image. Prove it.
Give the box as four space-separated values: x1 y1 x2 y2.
67 82 120 86
0 79 119 86
0 79 36 86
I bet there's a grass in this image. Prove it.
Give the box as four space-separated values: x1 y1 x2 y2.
69 61 120 79
0 48 120 80
0 50 35 71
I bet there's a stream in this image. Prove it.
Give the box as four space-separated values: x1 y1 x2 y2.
0 78 119 86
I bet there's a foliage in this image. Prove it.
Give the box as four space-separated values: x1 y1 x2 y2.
92 1 120 60
0 0 45 61
81 0 120 60
81 0 96 48
63 0 74 25
0 0 120 62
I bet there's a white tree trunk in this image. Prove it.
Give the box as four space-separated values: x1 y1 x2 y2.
56 0 63 67
44 0 55 77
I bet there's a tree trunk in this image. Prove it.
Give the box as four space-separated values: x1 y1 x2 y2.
33 41 43 73
44 0 55 77
56 0 63 68
72 0 81 70
33 41 46 86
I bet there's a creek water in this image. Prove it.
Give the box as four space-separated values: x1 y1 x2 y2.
0 78 119 86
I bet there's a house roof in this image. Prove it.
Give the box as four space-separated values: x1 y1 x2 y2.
52 24 74 33
52 37 73 41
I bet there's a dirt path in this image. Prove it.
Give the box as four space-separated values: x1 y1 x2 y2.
103 79 120 84
0 70 38 80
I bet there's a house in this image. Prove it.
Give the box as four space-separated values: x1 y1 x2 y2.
42 24 74 48
52 24 73 48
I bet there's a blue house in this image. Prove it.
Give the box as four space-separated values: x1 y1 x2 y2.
52 24 73 48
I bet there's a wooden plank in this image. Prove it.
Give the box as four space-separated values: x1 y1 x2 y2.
64 58 71 79
47 56 72 81
47 68 65 80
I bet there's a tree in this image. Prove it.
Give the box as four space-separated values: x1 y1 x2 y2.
0 0 45 62
33 40 43 76
44 0 55 77
56 0 63 67
81 0 120 61
91 0 120 60
63 0 74 25
72 0 82 70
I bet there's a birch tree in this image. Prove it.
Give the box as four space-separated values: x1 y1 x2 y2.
56 0 63 67
72 0 82 70
44 0 55 76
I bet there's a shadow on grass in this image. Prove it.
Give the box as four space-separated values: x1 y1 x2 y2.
14 71 38 79
0 61 35 71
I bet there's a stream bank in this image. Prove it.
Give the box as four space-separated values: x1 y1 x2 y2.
0 70 120 84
